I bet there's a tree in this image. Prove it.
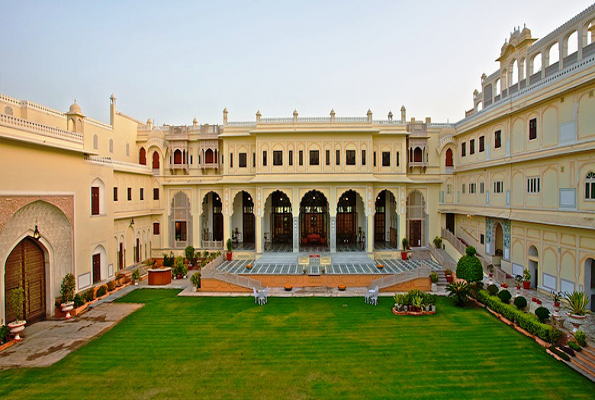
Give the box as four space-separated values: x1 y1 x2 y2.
456 246 483 283
446 281 470 307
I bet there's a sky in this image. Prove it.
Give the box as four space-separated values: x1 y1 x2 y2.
1 0 593 126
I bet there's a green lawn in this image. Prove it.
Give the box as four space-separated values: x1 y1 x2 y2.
1 289 594 400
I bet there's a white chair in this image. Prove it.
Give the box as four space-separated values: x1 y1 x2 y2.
364 288 371 303
368 286 379 306
264 287 269 304
253 288 259 304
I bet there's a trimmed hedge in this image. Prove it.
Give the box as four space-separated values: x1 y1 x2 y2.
513 296 527 310
487 284 499 296
498 289 512 304
549 346 571 361
476 290 562 345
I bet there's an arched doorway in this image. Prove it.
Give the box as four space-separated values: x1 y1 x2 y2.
152 151 160 170
264 190 293 252
445 148 454 167
5 237 46 323
201 191 223 247
586 258 595 312
300 190 328 251
528 245 539 289
374 190 398 249
174 149 182 164
336 190 364 250
205 149 214 164
170 191 193 249
125 225 134 267
495 223 504 257
231 191 255 250
139 148 146 165
406 190 426 247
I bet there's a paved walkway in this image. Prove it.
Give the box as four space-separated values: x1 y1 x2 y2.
0 303 142 369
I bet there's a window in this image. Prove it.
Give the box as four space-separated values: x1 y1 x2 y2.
190 155 193 164
527 177 541 193
480 234 485 245
93 134 98 150
362 150 366 166
262 151 267 166
253 153 256 168
495 130 502 149
382 151 390 167
373 151 377 167
153 223 160 235
461 142 466 157
230 153 233 168
113 187 118 201
479 136 485 152
336 150 340 165
288 150 293 166
309 150 319 165
139 148 146 165
273 151 283 166
346 150 356 165
326 150 330 166
462 184 466 194
153 188 159 200
175 221 187 241
396 152 399 166
529 118 537 140
480 182 485 194
469 183 476 194
586 172 595 199
494 181 504 194
128 187 132 201
140 188 144 201
91 187 100 215
299 150 303 166
470 139 475 155
239 153 247 168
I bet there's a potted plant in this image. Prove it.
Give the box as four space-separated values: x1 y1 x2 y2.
174 257 187 279
7 287 26 341
430 271 439 292
552 291 562 313
522 269 531 289
185 245 195 269
132 268 140 285
59 273 76 319
401 238 409 260
444 268 453 283
565 291 592 333
433 236 442 249
514 274 522 296
226 238 233 261
190 272 201 292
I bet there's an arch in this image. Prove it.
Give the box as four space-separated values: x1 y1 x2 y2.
374 189 398 249
336 190 365 250
152 151 160 170
0 200 72 323
495 78 501 95
125 225 134 267
585 258 595 311
139 147 146 165
205 148 214 164
565 30 578 56
548 42 560 65
528 245 538 257
413 147 423 162
494 222 503 257
510 59 518 85
231 191 255 249
174 149 182 164
170 191 193 249
406 190 426 247
530 53 542 75
91 244 108 284
200 191 222 246
445 148 454 167
264 190 293 251
90 177 106 215
527 245 539 289
300 190 329 251
585 171 595 200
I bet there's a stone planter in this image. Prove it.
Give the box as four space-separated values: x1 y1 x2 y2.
8 320 26 341
61 301 74 319
567 313 588 333
431 283 438 292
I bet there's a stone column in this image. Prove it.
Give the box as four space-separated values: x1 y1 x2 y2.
293 216 299 252
366 214 374 253
256 216 263 253
330 216 336 252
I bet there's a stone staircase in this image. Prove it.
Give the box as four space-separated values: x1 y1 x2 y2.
567 344 595 382
435 271 448 289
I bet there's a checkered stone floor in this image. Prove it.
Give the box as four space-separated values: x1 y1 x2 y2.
216 258 442 275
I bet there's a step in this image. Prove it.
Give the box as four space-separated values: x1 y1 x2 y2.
580 345 595 362
576 350 595 370
569 356 595 382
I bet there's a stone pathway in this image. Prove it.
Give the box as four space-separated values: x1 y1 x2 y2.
0 303 142 369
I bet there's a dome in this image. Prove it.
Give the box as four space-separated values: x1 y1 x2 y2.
193 117 198 124
69 100 81 114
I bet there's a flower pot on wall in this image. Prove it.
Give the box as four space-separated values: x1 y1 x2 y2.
8 320 26 341
567 313 588 333
522 281 531 290
61 301 74 319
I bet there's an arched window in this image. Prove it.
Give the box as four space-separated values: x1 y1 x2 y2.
495 78 501 95
445 148 454 167
205 149 214 164
93 134 98 150
152 151 160 169
174 149 182 164
511 59 518 85
109 139 114 153
548 42 560 65
139 147 146 165
586 172 595 200
531 53 542 75
413 147 423 162
565 30 578 56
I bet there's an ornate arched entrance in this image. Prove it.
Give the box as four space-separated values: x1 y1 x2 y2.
336 190 365 250
200 191 223 248
5 237 46 323
263 190 293 252
170 191 193 249
406 190 426 247
300 190 328 251
374 190 398 249
231 191 255 249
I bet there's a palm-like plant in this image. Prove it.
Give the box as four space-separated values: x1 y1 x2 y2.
565 291 592 316
446 281 470 307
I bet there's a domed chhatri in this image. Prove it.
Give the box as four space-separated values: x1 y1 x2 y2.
69 100 82 114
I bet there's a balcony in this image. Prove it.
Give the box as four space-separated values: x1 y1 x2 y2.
408 161 428 169
199 161 219 170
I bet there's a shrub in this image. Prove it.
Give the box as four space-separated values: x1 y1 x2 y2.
498 289 512 304
185 245 195 264
107 281 116 292
568 340 582 352
433 236 442 248
430 272 439 283
446 281 470 307
226 238 233 252
1 325 10 344
173 257 188 276
487 284 499 296
514 296 527 310
575 330 587 347
83 288 95 302
60 273 76 303
190 272 201 288
549 346 571 361
8 287 25 322
96 285 107 297
535 306 550 323
73 293 85 308
163 252 175 267
456 246 483 283
565 291 592 316
132 268 140 281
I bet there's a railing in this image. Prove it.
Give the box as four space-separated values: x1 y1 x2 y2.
369 265 431 289
441 228 466 255
427 244 456 271
201 254 226 278
202 241 223 249
22 100 65 118
408 161 428 168
84 155 152 173
201 254 262 290
86 117 112 130
0 113 83 143
198 162 219 169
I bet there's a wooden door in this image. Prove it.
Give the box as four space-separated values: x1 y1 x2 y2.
152 152 160 169
5 238 46 323
213 213 223 241
243 213 255 243
118 242 123 269
91 187 100 215
374 212 385 242
136 238 140 262
410 221 422 247
446 213 455 234
93 253 101 283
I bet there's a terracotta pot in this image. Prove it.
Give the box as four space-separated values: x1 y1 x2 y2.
446 275 453 283
401 251 408 260
226 252 232 261
522 281 531 289
177 274 182 279
338 285 346 291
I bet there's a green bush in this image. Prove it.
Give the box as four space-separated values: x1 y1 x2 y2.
549 346 570 361
83 288 95 302
0 325 10 344
575 330 587 347
163 252 175 267
96 285 107 297
132 268 141 281
456 246 484 283
107 281 115 292
498 289 512 304
535 306 550 323
446 281 470 307
487 284 499 296
568 340 582 352
513 296 527 310
60 273 76 303
430 272 439 283
73 293 85 308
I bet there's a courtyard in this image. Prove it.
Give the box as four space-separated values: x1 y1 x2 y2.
1 289 594 400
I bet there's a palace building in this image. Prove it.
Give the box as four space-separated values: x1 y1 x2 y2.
1 5 595 323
